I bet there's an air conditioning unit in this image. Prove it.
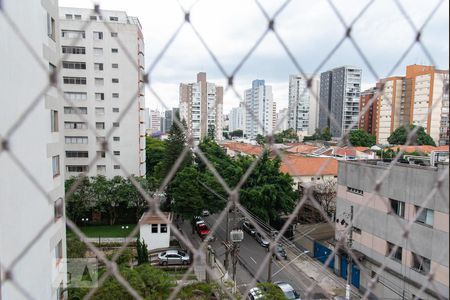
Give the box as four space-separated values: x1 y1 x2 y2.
230 229 244 242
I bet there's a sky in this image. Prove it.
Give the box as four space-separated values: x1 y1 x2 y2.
59 0 449 114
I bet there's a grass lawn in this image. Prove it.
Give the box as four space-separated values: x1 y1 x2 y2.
67 224 137 238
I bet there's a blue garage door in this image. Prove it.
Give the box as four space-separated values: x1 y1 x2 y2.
313 242 334 270
340 257 360 289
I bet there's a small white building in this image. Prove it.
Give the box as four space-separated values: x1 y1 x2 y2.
139 212 172 251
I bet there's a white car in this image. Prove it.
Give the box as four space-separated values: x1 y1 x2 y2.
274 281 301 300
202 210 210 217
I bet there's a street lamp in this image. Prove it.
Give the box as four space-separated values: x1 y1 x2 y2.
230 229 243 293
81 218 89 226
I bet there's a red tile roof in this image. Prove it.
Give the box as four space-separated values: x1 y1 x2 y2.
285 144 320 154
222 142 263 156
280 155 338 177
387 145 449 154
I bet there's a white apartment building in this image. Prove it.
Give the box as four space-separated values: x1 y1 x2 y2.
229 103 246 132
149 109 161 133
0 1 67 299
245 79 274 139
276 108 290 132
288 75 320 136
59 8 146 178
179 72 223 142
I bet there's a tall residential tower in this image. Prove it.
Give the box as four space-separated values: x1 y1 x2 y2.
244 79 274 139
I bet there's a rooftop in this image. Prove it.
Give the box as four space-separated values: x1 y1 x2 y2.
280 155 338 177
139 212 172 225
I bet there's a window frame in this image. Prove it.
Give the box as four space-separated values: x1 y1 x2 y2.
389 199 405 218
51 110 59 132
151 224 158 233
54 198 64 220
52 155 60 178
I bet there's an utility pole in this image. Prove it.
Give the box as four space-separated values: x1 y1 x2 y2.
224 205 230 273
346 205 354 300
268 249 273 283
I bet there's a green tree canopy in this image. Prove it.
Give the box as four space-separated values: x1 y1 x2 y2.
230 129 243 137
348 129 376 147
65 176 94 223
145 137 166 178
387 124 436 146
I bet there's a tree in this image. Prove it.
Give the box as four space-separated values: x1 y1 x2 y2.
239 151 297 225
387 124 436 146
321 127 332 141
136 238 149 265
159 116 192 181
91 176 127 225
348 129 376 147
66 237 87 258
65 176 94 223
230 129 243 138
303 127 331 142
273 128 299 143
256 282 288 299
255 134 266 145
145 137 166 178
312 179 337 219
124 176 151 222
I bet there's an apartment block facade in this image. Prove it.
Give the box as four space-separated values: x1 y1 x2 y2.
319 66 362 137
59 7 146 178
277 108 290 133
229 103 246 132
149 109 161 133
288 74 320 136
179 72 223 142
1 1 67 299
358 87 378 136
336 160 449 300
245 79 274 139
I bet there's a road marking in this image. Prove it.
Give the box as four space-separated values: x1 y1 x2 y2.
250 257 257 264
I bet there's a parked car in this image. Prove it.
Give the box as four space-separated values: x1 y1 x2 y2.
274 281 301 300
267 243 288 260
254 232 270 247
246 287 264 300
158 250 190 265
202 210 210 217
242 220 256 236
196 221 211 240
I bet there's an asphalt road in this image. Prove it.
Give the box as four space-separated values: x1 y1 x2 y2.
203 214 329 299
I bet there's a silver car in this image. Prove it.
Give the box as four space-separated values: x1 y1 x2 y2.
158 250 190 265
274 281 301 300
254 232 270 247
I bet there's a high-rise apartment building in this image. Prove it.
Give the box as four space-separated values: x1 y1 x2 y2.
319 66 362 137
245 79 274 139
288 75 320 135
336 160 449 300
272 101 277 132
358 87 379 136
1 1 67 299
373 65 449 145
229 103 246 132
59 8 146 178
149 109 161 133
179 72 223 142
277 108 290 132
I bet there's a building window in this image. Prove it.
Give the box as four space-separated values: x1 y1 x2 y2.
96 137 106 143
52 156 60 177
54 198 64 220
113 165 120 169
411 252 431 275
65 14 73 19
55 240 63 264
160 224 167 233
63 76 86 85
90 15 97 21
95 107 105 115
57 282 64 300
113 108 119 113
64 122 87 130
66 151 88 158
415 206 434 227
111 32 118 37
111 48 118 53
95 78 104 86
61 29 85 39
113 151 120 156
47 14 55 40
96 122 105 130
352 227 361 234
112 78 119 83
74 14 82 20
112 93 119 98
64 92 87 101
109 16 119 21
95 93 104 101
93 47 103 56
62 46 86 54
347 187 363 195
64 107 87 114
65 136 88 144
51 110 59 132
97 165 106 173
386 242 402 262
63 61 86 69
151 224 158 233
113 122 119 127
113 137 120 141
390 199 405 218
67 165 88 172
93 31 103 40
94 63 104 71
112 63 119 68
